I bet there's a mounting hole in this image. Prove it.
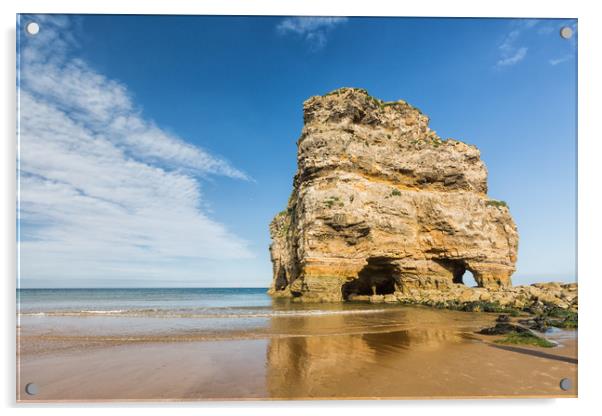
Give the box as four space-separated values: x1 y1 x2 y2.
25 21 40 36
559 378 572 391
25 383 38 396
560 26 573 40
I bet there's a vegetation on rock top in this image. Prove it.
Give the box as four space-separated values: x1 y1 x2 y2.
321 87 423 114
486 199 508 208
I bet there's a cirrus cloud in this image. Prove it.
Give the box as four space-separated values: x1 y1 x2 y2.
276 16 348 51
494 20 538 68
494 19 577 69
18 15 254 286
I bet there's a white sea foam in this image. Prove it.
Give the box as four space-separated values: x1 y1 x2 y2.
19 308 389 319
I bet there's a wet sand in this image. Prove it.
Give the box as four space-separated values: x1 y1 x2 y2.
17 305 577 401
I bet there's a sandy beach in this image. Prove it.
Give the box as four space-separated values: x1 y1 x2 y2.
17 304 577 401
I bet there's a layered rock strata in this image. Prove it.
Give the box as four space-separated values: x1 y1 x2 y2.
269 87 520 303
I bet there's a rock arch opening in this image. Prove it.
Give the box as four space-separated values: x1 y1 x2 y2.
341 257 400 300
461 270 478 287
436 259 481 287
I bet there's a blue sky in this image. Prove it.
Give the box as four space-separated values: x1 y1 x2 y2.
17 15 577 288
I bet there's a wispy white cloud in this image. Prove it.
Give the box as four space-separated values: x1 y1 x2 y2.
18 16 253 285
494 20 538 68
495 19 578 69
549 54 572 66
497 47 528 67
277 17 348 51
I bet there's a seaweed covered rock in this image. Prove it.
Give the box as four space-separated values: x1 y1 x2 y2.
269 88 519 302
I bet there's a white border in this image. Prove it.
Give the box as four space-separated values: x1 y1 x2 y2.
2 0 601 415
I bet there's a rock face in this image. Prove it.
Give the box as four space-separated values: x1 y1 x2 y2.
269 88 519 303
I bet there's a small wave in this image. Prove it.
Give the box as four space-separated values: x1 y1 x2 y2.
19 308 389 319
263 309 388 318
20 310 126 317
81 310 126 314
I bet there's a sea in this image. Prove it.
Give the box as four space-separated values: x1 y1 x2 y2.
18 288 273 317
17 288 393 338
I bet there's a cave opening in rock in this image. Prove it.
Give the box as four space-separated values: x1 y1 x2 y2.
436 259 480 287
341 257 400 300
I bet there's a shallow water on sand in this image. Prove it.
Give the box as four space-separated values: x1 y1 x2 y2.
17 288 578 401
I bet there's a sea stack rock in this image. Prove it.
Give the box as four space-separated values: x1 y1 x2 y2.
269 88 518 303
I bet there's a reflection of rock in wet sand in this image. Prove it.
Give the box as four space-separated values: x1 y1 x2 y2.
266 309 467 398
363 328 463 352
267 330 464 398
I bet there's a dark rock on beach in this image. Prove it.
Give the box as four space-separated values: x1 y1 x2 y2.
478 323 530 336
